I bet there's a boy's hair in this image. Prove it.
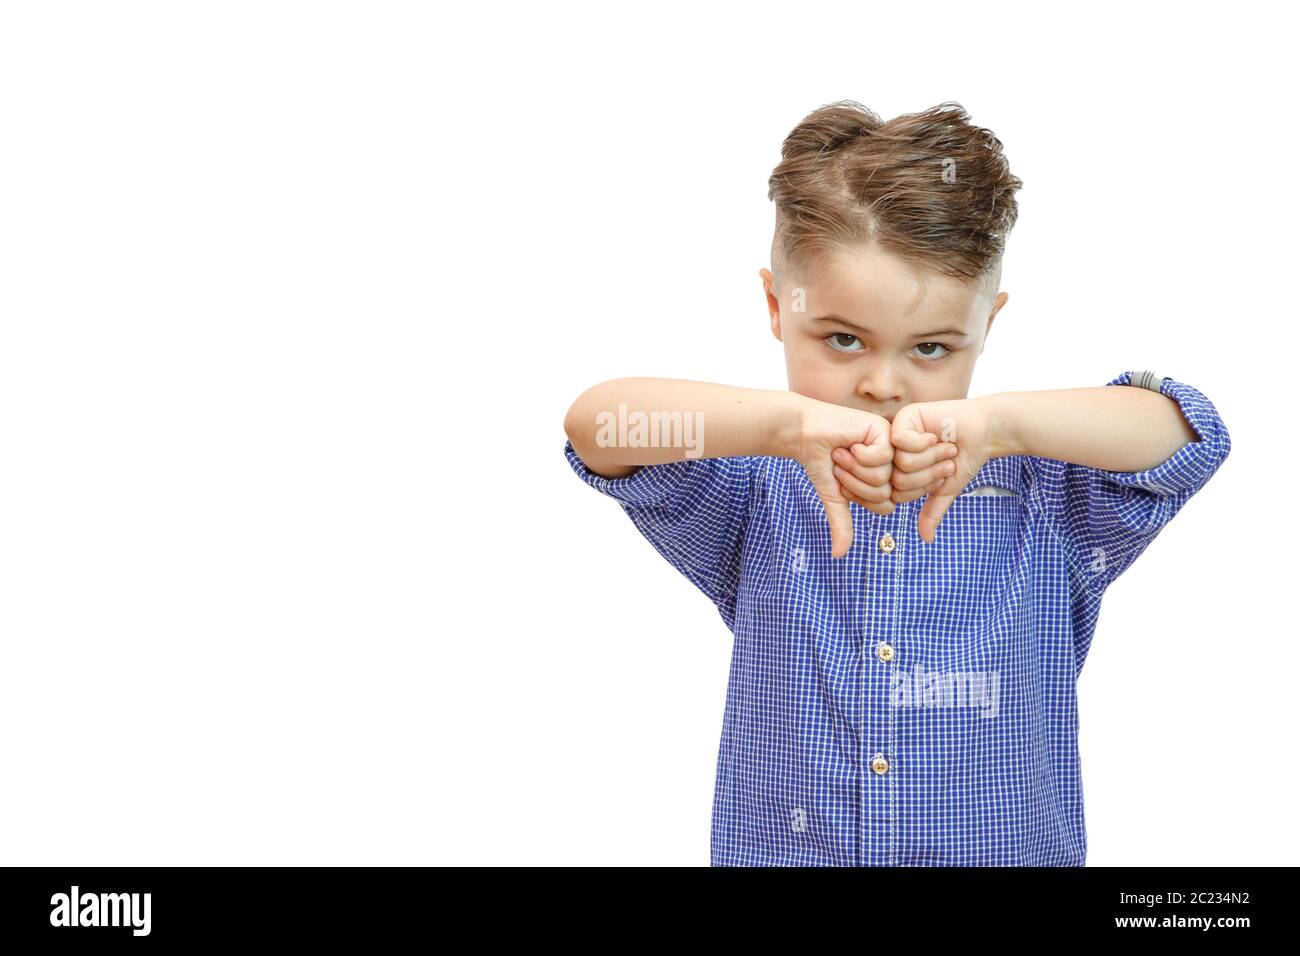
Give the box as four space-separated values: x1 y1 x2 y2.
767 100 1022 300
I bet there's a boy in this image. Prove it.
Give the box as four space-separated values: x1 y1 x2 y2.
561 101 1231 866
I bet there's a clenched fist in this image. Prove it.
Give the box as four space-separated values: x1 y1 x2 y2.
794 400 894 559
886 399 995 543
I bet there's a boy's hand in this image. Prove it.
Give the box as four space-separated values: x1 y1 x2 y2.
888 398 995 543
795 400 894 559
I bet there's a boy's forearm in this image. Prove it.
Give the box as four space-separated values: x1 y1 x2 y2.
977 386 1201 472
564 378 804 473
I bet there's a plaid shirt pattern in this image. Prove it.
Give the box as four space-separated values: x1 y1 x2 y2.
563 370 1231 865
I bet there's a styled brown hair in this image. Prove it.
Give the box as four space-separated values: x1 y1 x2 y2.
767 100 1022 298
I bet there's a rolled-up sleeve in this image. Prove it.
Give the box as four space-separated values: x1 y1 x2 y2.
563 438 758 626
1021 370 1232 594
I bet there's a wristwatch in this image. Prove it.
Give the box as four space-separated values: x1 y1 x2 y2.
1130 369 1166 393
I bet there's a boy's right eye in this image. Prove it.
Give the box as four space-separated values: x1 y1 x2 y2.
826 333 864 353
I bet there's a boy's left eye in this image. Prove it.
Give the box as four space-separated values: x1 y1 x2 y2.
913 342 950 361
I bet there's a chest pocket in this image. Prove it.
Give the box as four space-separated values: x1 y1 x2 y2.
900 485 1026 671
960 484 1016 496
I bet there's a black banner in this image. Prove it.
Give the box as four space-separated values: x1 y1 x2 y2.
0 865 1286 943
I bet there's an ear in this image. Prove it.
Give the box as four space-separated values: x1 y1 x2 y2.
987 291 1008 330
760 268 783 342
980 291 1008 353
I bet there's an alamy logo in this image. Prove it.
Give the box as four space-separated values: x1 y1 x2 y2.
49 885 151 936
593 403 705 458
890 663 1001 718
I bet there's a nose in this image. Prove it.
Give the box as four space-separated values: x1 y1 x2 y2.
856 365 903 408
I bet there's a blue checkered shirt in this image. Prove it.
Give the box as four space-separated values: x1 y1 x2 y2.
562 370 1231 866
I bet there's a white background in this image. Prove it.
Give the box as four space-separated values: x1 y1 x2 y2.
1 1 1292 865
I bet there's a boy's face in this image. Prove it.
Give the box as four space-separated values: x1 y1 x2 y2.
760 243 1008 420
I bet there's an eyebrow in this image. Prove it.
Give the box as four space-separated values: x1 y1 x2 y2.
808 314 970 339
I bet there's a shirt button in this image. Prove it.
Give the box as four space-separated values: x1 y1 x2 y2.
871 753 890 775
878 532 896 553
877 643 894 662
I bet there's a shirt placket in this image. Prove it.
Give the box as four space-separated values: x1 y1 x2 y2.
860 502 909 866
